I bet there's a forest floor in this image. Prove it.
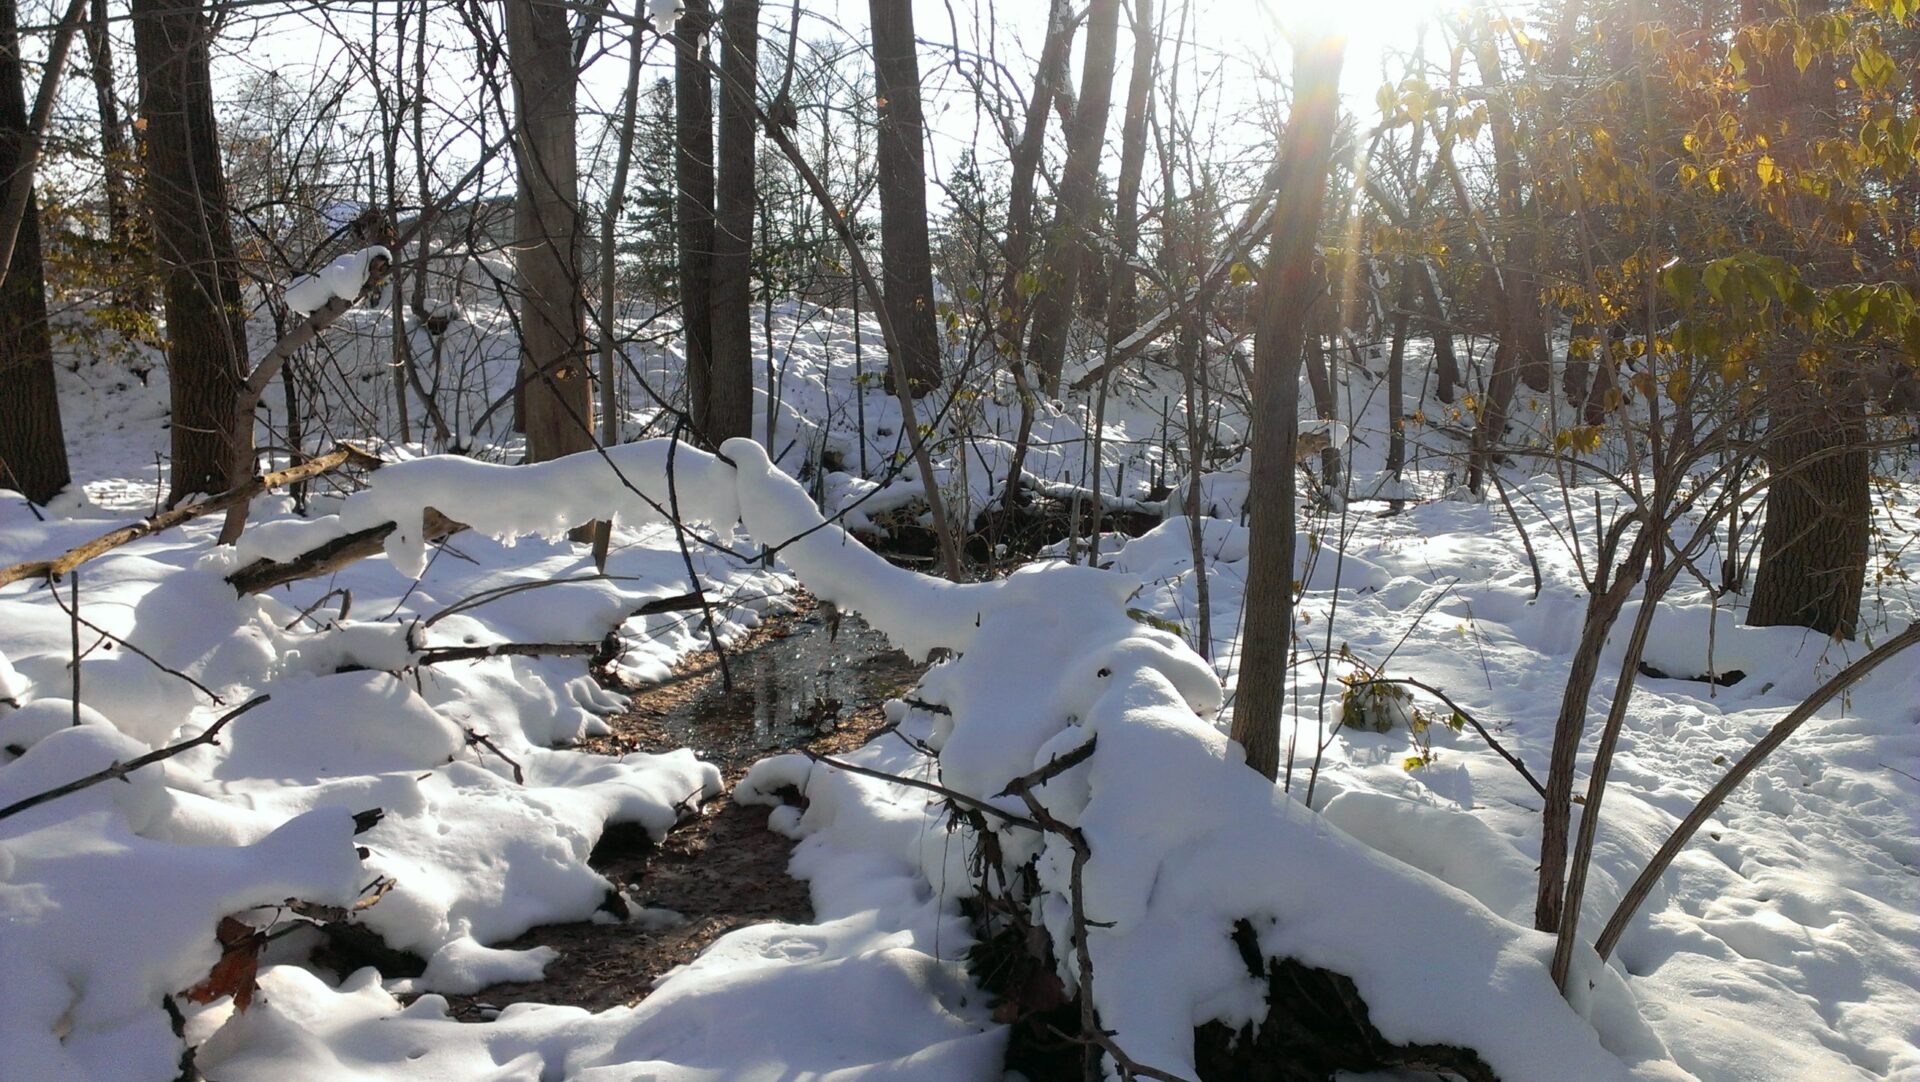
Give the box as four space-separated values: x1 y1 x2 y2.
435 596 925 1019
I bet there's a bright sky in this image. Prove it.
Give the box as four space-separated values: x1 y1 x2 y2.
93 0 1465 220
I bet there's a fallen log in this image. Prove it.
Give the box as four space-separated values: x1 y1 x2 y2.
0 445 383 589
225 508 465 597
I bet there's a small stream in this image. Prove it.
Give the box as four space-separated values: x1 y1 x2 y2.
632 605 910 771
418 602 922 1018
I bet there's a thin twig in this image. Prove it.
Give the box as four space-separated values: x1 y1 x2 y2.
47 578 227 704
804 751 1040 832
0 696 271 823
1347 677 1546 798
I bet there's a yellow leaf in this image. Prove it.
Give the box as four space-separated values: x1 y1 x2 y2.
1757 155 1779 185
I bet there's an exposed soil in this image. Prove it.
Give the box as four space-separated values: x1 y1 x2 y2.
436 595 924 1019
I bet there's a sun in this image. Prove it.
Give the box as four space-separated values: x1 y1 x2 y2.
1189 0 1467 88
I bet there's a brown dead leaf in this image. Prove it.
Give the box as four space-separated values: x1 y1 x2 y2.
184 916 266 1012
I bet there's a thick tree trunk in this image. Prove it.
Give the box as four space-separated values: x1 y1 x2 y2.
1747 372 1869 638
132 0 249 505
1229 34 1344 782
676 0 718 442
0 0 68 504
707 0 757 443
1742 0 1865 639
1025 0 1121 394
1108 0 1155 343
506 0 593 463
868 0 941 397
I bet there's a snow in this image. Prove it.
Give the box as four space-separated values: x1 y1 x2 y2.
5 293 1919 1081
647 0 682 35
282 247 392 315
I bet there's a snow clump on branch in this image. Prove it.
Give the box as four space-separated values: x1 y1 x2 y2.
281 246 392 315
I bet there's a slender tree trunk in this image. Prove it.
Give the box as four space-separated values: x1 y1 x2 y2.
1471 22 1551 393
506 0 594 463
707 0 757 443
1025 0 1121 394
1420 265 1460 404
599 10 648 447
676 0 718 442
1385 264 1415 501
84 0 146 314
868 0 941 397
1108 0 1155 343
1229 33 1345 782
132 0 249 505
0 0 68 504
994 0 1075 361
1534 524 1653 932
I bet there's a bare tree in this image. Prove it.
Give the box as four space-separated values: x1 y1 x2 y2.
1228 31 1346 782
1025 0 1121 394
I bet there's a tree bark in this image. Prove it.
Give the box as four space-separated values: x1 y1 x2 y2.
506 0 594 463
0 0 68 504
1747 373 1869 638
707 0 757 443
676 0 718 442
1025 0 1121 394
132 0 250 505
1229 33 1345 782
868 0 942 397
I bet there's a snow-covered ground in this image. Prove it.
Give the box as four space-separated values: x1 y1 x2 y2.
4 298 1918 1080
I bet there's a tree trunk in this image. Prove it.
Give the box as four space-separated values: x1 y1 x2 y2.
0 0 68 504
994 0 1075 362
676 0 718 443
1025 0 1121 394
84 0 146 315
1470 22 1551 394
1742 0 1866 639
506 0 593 463
1420 265 1460 404
1747 373 1869 638
868 0 941 397
1229 33 1344 782
1533 523 1653 932
132 0 249 505
1384 264 1415 499
1108 0 1155 343
707 0 757 443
